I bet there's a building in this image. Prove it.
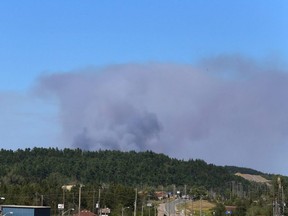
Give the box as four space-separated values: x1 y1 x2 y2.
0 205 50 216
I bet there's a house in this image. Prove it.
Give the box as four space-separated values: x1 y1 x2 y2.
155 191 167 200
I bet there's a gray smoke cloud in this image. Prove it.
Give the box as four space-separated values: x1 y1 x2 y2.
35 56 288 174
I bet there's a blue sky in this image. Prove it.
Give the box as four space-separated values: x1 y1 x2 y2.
1 1 288 175
1 1 287 90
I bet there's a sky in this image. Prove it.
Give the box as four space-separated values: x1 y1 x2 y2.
1 1 288 175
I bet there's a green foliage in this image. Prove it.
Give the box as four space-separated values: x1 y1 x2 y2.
0 148 246 188
246 205 271 216
212 203 226 216
0 147 284 216
190 185 207 198
233 199 248 216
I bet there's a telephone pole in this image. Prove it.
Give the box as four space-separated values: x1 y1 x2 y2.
134 188 137 216
78 184 84 216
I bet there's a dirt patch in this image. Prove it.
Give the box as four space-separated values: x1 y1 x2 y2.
235 173 271 185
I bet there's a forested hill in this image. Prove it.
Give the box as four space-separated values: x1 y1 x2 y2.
0 147 249 189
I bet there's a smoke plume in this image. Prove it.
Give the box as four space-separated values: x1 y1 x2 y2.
35 56 288 174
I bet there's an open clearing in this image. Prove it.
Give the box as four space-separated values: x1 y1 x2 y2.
177 200 215 216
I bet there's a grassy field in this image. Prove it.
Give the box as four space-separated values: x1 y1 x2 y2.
177 199 216 216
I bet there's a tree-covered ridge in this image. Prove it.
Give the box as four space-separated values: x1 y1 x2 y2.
0 147 247 188
1 147 285 216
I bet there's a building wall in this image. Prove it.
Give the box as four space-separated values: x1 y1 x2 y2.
35 208 50 216
2 206 50 216
2 207 34 216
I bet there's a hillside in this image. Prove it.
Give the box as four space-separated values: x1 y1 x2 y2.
235 173 271 184
0 148 285 216
0 148 249 188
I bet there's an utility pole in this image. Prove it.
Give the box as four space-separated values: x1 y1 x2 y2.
273 177 283 216
78 184 84 216
41 195 44 206
173 184 176 198
93 190 95 213
200 195 202 216
168 199 170 216
63 187 65 208
282 183 285 215
192 195 194 215
134 188 137 216
184 184 187 216
97 187 101 216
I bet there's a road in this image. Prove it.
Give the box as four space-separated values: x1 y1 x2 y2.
157 199 185 216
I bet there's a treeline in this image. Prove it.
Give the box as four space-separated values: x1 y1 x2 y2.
0 147 248 188
0 148 283 215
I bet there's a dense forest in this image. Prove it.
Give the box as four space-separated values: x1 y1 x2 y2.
0 148 286 216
